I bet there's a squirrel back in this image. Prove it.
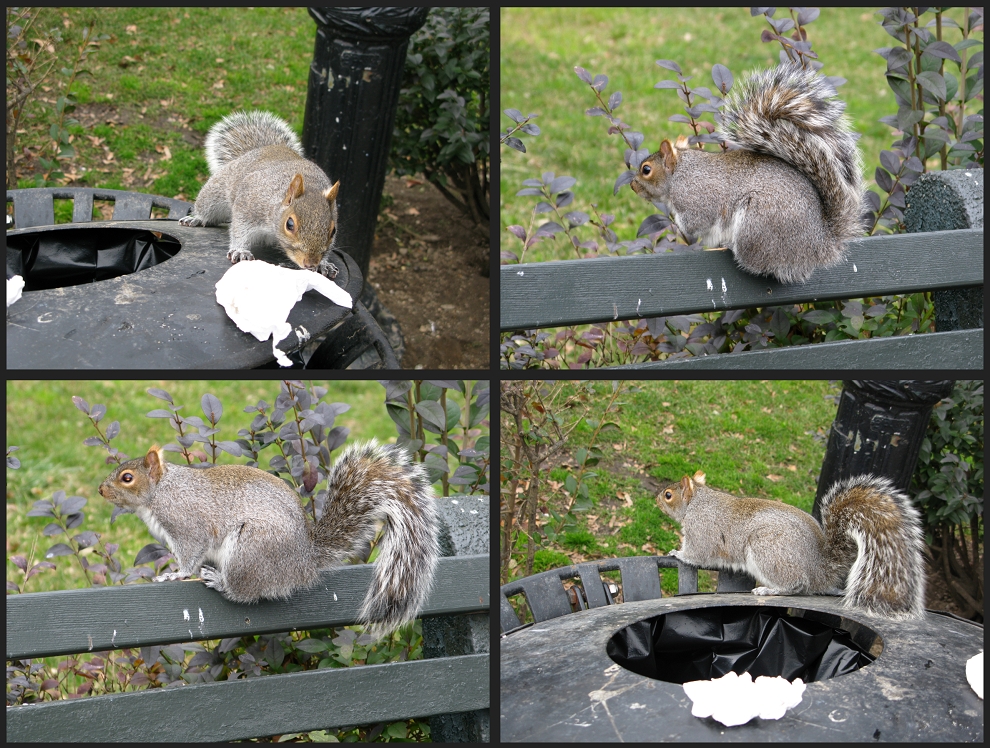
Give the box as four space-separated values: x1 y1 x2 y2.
632 62 865 284
99 440 439 637
657 473 925 620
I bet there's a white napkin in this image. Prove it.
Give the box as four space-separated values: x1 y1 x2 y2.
683 671 806 726
214 260 352 367
7 275 25 307
966 651 983 699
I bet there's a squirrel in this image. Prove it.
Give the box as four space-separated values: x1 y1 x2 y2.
178 110 342 279
631 62 865 284
98 440 439 638
656 471 926 620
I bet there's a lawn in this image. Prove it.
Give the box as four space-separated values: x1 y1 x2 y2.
13 8 322 210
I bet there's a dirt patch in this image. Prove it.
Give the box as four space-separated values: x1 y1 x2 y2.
368 174 490 369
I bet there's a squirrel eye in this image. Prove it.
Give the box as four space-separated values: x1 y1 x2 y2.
664 490 672 499
286 217 295 232
121 472 133 484
642 164 652 176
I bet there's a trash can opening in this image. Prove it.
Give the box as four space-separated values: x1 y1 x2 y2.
606 605 881 684
8 228 181 292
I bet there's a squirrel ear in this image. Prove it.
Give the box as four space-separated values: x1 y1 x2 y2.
145 445 167 483
324 180 340 203
659 140 680 169
283 174 305 205
680 475 694 499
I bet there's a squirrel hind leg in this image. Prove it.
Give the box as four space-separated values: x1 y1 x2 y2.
199 565 229 594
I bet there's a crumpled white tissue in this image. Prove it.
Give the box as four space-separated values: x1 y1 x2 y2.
967 651 983 699
7 274 25 307
214 260 352 367
683 671 806 727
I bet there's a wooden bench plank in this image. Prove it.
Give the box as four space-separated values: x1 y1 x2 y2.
610 328 983 369
500 228 983 330
6 554 490 660
6 652 489 742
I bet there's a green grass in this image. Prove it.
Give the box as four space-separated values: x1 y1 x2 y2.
504 379 840 594
14 7 325 212
6 380 396 595
500 7 970 263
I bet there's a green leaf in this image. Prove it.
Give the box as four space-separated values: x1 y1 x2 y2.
415 401 446 432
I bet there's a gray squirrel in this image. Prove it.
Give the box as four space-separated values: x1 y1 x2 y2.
657 471 926 620
99 440 439 637
179 110 341 278
631 62 865 284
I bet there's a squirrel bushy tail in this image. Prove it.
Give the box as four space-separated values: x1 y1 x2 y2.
820 475 926 620
719 61 865 247
203 110 305 173
314 440 440 637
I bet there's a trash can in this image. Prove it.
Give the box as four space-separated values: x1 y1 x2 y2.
500 595 984 742
6 187 398 368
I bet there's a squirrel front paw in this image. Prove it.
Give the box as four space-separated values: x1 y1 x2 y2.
318 258 339 280
227 248 256 264
153 572 193 583
178 214 203 227
752 586 785 596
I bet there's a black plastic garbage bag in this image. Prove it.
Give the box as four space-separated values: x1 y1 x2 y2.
8 228 180 291
607 606 875 684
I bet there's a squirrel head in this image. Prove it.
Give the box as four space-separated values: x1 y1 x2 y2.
657 471 706 521
278 174 340 271
630 135 690 201
99 446 168 522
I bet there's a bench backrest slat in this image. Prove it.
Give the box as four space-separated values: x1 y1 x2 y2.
500 228 983 331
6 554 489 660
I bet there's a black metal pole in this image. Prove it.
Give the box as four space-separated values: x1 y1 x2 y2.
303 7 430 280
814 380 956 520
